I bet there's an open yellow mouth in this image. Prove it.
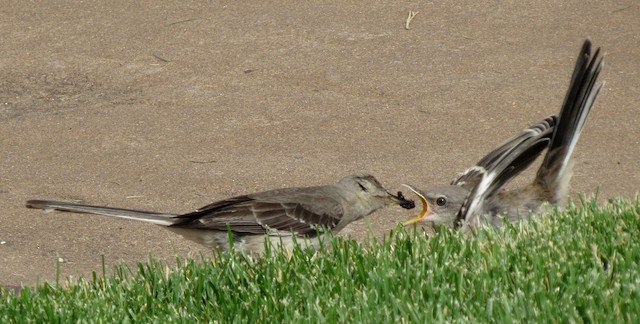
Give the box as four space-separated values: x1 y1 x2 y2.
401 184 429 226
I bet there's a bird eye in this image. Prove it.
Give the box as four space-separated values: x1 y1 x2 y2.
358 183 368 192
436 197 447 206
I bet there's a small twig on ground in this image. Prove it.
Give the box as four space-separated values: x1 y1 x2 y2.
152 53 170 63
611 5 632 13
166 18 197 27
405 11 419 30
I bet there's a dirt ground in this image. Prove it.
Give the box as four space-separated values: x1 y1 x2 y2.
1 1 638 289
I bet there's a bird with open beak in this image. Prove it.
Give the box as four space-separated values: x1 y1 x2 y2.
403 39 604 233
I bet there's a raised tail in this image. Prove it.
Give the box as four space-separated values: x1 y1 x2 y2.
26 199 179 226
536 38 605 204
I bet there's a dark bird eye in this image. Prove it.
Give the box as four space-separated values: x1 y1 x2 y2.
436 197 447 206
358 183 368 192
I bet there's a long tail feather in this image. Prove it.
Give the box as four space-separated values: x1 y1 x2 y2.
26 199 179 226
536 39 605 203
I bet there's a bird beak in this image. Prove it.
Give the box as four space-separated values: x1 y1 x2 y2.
401 184 429 226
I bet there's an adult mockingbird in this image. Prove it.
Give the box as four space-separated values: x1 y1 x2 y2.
27 174 415 255
403 39 604 233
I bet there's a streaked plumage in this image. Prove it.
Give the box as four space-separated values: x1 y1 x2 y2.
404 39 604 233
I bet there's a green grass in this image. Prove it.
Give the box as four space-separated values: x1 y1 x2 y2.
2 198 640 322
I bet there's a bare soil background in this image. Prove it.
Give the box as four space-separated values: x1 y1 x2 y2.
1 1 638 288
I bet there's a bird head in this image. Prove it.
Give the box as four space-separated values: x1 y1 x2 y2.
401 184 468 229
338 174 415 215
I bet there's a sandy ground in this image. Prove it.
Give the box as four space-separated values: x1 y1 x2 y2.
1 1 638 289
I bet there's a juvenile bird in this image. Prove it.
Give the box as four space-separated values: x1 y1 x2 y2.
403 39 604 233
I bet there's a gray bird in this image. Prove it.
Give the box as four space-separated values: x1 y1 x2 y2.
403 39 604 233
27 174 415 255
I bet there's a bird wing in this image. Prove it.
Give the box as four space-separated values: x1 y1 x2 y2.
171 187 344 236
454 116 556 227
452 116 557 190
